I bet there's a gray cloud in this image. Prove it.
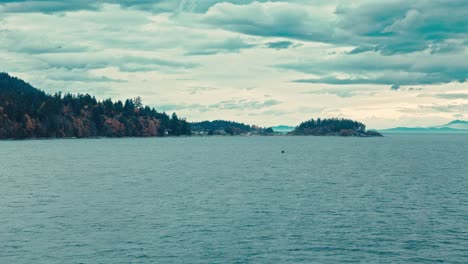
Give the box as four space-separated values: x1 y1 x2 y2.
200 0 468 56
184 37 256 56
48 74 126 83
294 76 438 86
0 0 97 13
419 103 468 113
156 103 208 113
292 70 467 86
0 30 90 54
248 109 291 116
408 87 423 91
434 93 468 100
265 41 295 50
3 0 468 60
209 99 281 110
279 48 468 86
336 1 468 55
348 46 376 54
156 98 282 112
187 86 217 95
203 2 335 43
0 0 158 13
391 84 400 91
303 88 364 98
0 0 289 14
36 53 199 72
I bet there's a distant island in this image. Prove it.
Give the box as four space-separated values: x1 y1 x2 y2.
0 72 382 139
289 118 382 137
381 120 468 133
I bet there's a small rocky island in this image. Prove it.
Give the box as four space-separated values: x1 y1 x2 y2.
289 118 383 137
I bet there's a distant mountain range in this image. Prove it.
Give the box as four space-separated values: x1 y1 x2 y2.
381 120 468 133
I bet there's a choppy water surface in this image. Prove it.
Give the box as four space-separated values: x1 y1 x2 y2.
1 134 467 263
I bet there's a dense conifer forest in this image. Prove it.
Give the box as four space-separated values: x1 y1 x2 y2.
0 72 190 139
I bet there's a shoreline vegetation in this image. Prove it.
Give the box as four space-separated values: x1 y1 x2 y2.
0 72 382 139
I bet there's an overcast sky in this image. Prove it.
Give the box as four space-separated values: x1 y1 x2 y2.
1 0 467 128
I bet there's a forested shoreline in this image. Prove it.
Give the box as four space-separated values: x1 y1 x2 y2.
0 73 190 139
1 72 382 139
191 120 274 135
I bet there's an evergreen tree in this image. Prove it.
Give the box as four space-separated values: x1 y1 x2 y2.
0 72 192 139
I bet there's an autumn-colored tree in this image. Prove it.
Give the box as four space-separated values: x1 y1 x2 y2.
0 72 191 139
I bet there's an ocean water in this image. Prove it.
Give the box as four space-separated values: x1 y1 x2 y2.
0 134 467 263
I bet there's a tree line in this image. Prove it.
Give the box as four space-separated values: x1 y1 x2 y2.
191 120 274 135
0 72 190 139
1 72 382 139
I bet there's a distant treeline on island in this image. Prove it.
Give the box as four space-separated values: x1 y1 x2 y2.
290 118 382 137
191 120 274 136
0 72 381 139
